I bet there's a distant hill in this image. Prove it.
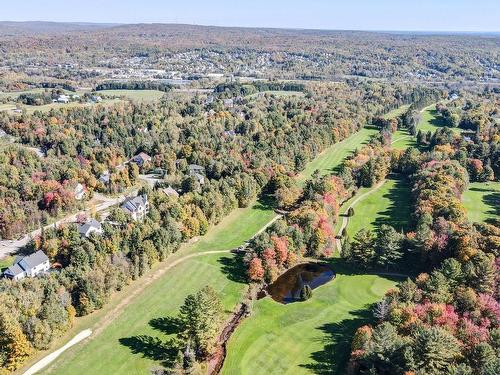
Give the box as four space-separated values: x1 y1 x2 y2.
0 21 119 35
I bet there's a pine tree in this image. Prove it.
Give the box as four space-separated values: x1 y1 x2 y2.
374 225 404 270
177 286 223 359
410 326 462 375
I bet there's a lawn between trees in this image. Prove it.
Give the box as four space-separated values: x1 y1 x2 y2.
38 105 420 375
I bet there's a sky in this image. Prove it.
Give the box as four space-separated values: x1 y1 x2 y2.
2 0 499 32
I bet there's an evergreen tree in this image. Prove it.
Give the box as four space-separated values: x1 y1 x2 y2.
409 326 462 375
178 286 223 359
374 225 404 270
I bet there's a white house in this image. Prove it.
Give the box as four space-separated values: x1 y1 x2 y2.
77 219 103 238
2 250 50 280
74 183 86 200
121 195 150 221
56 95 70 103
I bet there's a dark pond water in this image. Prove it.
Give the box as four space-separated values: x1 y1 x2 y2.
265 263 335 304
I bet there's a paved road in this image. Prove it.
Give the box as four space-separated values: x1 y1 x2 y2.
0 192 136 260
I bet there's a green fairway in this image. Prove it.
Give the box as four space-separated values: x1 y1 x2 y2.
297 128 378 184
41 199 276 375
382 104 410 120
96 89 166 102
462 181 500 223
346 177 412 237
222 261 400 375
391 129 417 150
417 103 460 134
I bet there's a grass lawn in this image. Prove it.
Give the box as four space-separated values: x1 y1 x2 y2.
391 129 417 150
346 176 412 237
222 260 400 375
382 104 410 120
297 128 378 185
462 181 500 223
0 255 14 270
23 99 122 114
417 104 460 134
96 90 166 102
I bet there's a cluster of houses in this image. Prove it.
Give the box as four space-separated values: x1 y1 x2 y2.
2 152 209 281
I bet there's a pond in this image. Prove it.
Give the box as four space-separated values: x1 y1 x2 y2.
265 262 335 304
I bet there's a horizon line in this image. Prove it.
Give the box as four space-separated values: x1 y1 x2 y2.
1 20 499 34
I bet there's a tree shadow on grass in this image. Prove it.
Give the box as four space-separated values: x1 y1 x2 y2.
149 316 183 335
483 192 500 217
253 194 276 211
119 335 179 367
217 251 248 284
300 308 374 374
373 176 412 232
428 109 447 128
120 317 182 368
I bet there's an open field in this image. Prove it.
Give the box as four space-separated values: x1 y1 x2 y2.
297 128 378 184
96 89 166 102
222 261 400 375
462 181 500 223
391 129 417 150
0 103 17 112
345 176 412 237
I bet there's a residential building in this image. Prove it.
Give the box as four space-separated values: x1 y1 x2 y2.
99 171 111 185
77 219 103 238
132 152 152 167
74 183 86 200
2 251 50 280
121 195 150 221
161 186 179 198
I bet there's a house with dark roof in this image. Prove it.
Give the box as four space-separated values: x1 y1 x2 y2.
132 152 152 167
77 219 103 238
2 250 50 280
121 195 150 221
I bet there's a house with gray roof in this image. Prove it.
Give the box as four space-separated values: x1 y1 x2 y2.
2 250 50 281
77 219 103 238
132 152 152 167
121 194 150 221
161 186 179 198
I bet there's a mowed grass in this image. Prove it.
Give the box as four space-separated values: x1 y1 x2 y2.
96 89 166 102
418 104 460 134
222 261 400 375
297 128 378 185
462 181 500 223
40 199 276 375
382 104 410 120
346 177 412 237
